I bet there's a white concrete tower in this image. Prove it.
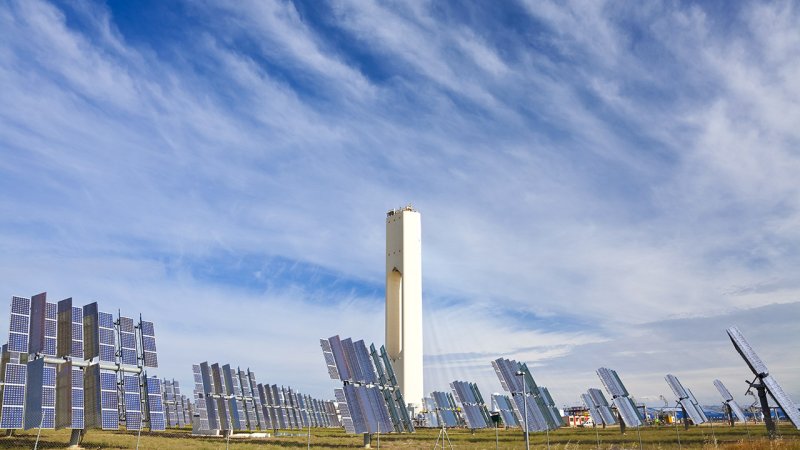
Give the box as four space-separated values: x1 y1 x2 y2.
385 206 423 410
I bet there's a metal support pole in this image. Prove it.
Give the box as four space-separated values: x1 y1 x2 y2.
595 420 601 450
682 404 689 431
636 424 643 450
433 422 454 449
743 405 752 446
68 429 82 447
517 371 530 450
496 419 499 450
709 413 717 448
673 402 682 450
524 390 529 450
754 384 776 439
546 424 551 450
33 411 45 450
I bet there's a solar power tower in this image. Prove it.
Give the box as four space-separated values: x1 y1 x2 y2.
0 294 165 445
450 381 491 429
726 326 800 436
713 379 747 426
491 358 562 433
581 388 617 427
596 367 644 432
320 335 415 435
665 374 708 429
385 207 424 411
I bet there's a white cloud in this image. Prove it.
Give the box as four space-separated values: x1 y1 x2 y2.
196 0 376 101
0 0 798 401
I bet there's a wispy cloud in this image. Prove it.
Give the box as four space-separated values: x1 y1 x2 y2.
1 0 798 402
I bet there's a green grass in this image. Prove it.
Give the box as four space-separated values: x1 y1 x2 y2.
1 423 798 449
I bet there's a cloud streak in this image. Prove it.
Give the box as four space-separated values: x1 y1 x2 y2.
1 0 798 403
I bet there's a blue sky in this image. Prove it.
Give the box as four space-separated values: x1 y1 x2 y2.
1 0 799 407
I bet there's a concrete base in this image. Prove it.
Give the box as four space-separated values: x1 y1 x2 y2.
68 429 84 447
228 432 271 438
192 427 221 436
192 417 222 436
273 431 307 437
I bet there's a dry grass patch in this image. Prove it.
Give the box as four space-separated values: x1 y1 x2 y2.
0 423 796 449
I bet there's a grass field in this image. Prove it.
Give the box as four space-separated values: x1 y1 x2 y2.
1 423 798 449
